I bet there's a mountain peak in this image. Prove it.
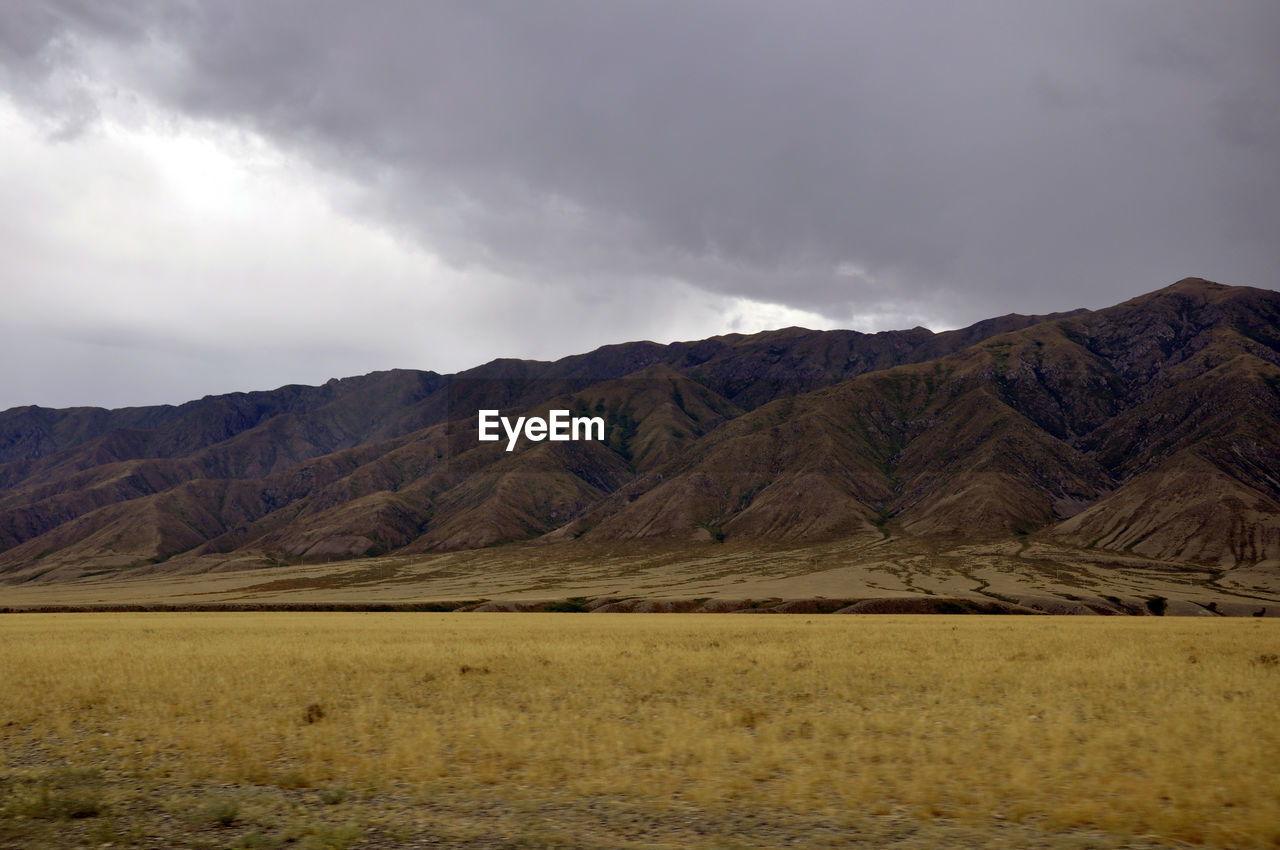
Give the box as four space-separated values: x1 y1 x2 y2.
2 280 1279 584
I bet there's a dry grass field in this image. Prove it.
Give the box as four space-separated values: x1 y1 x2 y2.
1 614 1278 848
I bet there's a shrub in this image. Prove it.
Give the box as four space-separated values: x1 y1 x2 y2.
200 795 239 827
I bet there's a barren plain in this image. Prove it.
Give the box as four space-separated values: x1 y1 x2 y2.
3 535 1277 617
3 614 1279 848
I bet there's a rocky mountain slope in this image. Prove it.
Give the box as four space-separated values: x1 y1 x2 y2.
2 278 1278 583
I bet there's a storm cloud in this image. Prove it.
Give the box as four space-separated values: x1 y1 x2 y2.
2 1 1278 408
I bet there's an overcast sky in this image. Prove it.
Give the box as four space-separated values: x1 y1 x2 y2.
1 2 1277 410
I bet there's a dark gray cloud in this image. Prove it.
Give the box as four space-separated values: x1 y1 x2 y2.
1 1 1278 408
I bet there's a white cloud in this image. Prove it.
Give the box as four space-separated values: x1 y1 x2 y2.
722 298 835 335
1 93 467 406
0 93 845 409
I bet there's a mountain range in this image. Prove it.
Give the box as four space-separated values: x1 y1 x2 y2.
3 277 1279 586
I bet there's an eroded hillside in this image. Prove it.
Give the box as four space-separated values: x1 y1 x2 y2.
2 279 1278 584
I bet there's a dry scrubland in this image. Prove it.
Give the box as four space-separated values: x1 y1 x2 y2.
2 615 1279 848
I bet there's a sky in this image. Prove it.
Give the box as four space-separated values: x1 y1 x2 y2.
1 2 1278 411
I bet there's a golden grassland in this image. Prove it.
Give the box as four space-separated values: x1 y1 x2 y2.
1 614 1279 848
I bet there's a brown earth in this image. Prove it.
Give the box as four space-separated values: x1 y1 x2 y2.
2 278 1279 601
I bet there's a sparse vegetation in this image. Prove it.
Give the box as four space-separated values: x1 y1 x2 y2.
1 613 1278 847
199 794 240 827
319 787 348 805
542 597 590 612
3 770 104 821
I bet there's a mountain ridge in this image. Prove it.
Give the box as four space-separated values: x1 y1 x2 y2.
3 278 1279 584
